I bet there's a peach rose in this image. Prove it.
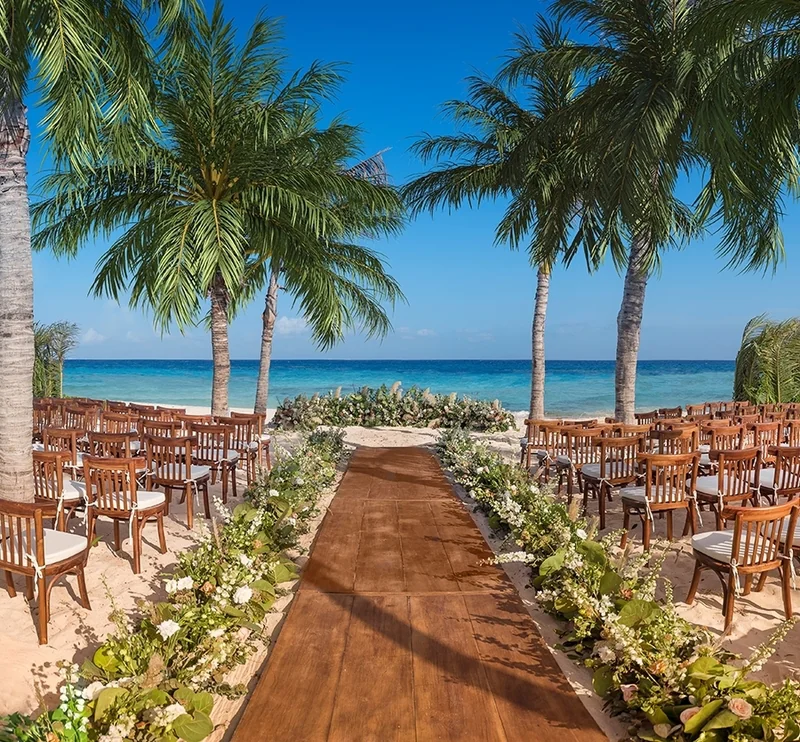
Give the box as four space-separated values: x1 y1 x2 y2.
620 683 638 702
680 707 701 725
728 698 753 720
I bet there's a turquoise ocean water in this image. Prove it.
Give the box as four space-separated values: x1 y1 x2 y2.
62 359 735 417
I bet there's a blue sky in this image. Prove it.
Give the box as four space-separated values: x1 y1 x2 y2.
29 0 799 361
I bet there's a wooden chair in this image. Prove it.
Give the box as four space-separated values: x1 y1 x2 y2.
216 415 258 484
156 406 186 419
63 405 93 433
750 422 782 465
140 419 181 439
519 419 560 470
83 457 167 574
648 427 698 455
100 411 140 435
687 501 799 632
704 402 722 417
581 435 645 530
658 406 682 419
634 410 659 426
758 446 800 504
685 404 705 417
33 402 54 442
556 426 611 498
0 500 90 644
145 436 210 530
701 423 742 452
32 451 84 530
620 452 700 549
612 423 651 438
695 448 762 529
105 401 131 413
189 423 238 503
786 421 800 447
42 428 85 478
230 411 272 469
88 431 138 458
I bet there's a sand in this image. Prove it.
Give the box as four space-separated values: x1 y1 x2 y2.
3 412 798 741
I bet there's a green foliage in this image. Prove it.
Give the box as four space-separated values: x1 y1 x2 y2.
734 315 800 404
1 432 344 741
33 321 79 398
437 429 800 742
272 385 515 433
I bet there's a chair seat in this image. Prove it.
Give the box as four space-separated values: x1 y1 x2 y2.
155 465 211 482
13 529 88 566
754 468 776 489
699 454 712 467
691 531 749 563
620 486 647 504
63 480 90 501
555 455 572 467
195 449 239 464
695 474 752 498
136 490 167 509
260 434 271 443
581 463 602 480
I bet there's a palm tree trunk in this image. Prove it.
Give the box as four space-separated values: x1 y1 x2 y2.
254 266 280 416
0 98 34 502
529 265 550 419
209 273 230 417
614 235 650 423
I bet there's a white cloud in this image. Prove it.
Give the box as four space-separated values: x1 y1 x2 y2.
126 331 143 343
274 316 308 336
81 328 107 345
416 328 436 337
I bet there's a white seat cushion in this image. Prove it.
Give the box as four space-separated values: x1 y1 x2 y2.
699 454 712 466
691 531 750 563
260 434 271 443
63 480 90 501
136 490 166 509
195 449 239 463
32 442 45 452
695 474 749 497
754 468 776 488
581 463 602 480
519 437 529 448
699 444 710 453
155 465 211 481
620 486 647 504
555 455 572 466
41 529 87 565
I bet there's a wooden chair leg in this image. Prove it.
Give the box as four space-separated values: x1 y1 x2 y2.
132 518 141 574
221 464 228 504
157 512 167 554
682 502 696 537
265 442 271 470
620 506 630 548
666 511 674 541
37 576 48 645
599 483 607 531
25 577 34 601
203 481 211 519
231 464 238 499
756 571 769 592
724 572 737 631
76 567 91 610
4 571 16 598
163 486 172 516
782 564 794 620
686 562 702 605
643 517 652 551
185 483 194 530
113 521 121 551
743 574 754 596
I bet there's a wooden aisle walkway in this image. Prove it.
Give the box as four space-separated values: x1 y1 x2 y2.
231 446 606 742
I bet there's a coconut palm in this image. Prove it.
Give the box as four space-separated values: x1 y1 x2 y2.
546 0 790 422
404 18 586 419
0 0 187 502
34 4 402 417
248 120 405 416
734 316 800 404
34 321 80 397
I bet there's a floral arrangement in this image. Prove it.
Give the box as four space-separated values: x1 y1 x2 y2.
436 428 800 742
271 383 515 433
1 430 346 742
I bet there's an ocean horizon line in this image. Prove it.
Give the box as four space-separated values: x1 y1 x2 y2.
67 357 737 363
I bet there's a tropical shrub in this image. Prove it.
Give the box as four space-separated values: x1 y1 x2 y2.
734 316 800 404
436 429 800 741
0 431 345 742
33 321 79 398
272 384 515 433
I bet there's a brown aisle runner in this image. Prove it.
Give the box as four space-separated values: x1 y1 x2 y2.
231 446 607 742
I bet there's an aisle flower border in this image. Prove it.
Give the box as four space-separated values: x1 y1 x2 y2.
272 383 515 433
436 429 800 742
1 429 347 742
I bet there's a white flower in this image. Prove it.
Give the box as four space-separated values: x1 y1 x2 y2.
593 642 616 663
176 576 193 591
156 619 180 640
294 477 305 486
239 554 254 569
269 489 279 498
209 628 225 639
287 516 297 526
164 579 178 594
82 681 105 701
576 529 588 540
233 585 253 605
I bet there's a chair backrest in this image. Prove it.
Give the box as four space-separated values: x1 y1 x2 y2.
638 452 699 506
42 428 81 466
33 403 54 437
157 406 186 420
786 421 800 447
231 410 266 438
100 411 140 435
685 404 705 416
141 419 181 438
649 427 698 455
63 406 91 431
595 435 644 484
83 457 140 514
563 427 604 466
634 410 659 425
715 409 735 420
521 419 560 448
709 448 761 500
176 414 214 434
136 407 170 422
614 423 651 438
727 501 799 572
561 418 598 428
88 432 137 458
766 446 800 500
704 402 721 416
145 435 195 484
751 422 782 460
705 423 744 451
216 415 255 451
32 451 66 506
0 500 47 573
105 401 131 412
736 414 759 428
658 406 682 419
189 423 231 462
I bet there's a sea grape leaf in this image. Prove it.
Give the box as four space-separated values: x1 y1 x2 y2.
599 569 623 596
93 688 128 721
687 656 724 681
577 540 608 568
539 550 565 576
172 711 214 742
592 666 614 697
190 692 213 716
702 710 739 730
683 700 724 735
92 646 120 673
618 599 659 627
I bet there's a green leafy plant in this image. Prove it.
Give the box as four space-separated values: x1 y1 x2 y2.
734 315 800 404
273 385 515 433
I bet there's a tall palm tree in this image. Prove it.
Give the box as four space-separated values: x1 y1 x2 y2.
548 0 790 422
34 4 400 417
0 0 185 502
404 18 585 419
33 321 80 397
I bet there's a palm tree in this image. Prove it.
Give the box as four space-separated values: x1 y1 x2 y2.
734 316 800 404
404 18 585 419
34 4 401 417
548 0 790 423
34 321 80 397
0 0 185 502
248 123 405 416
